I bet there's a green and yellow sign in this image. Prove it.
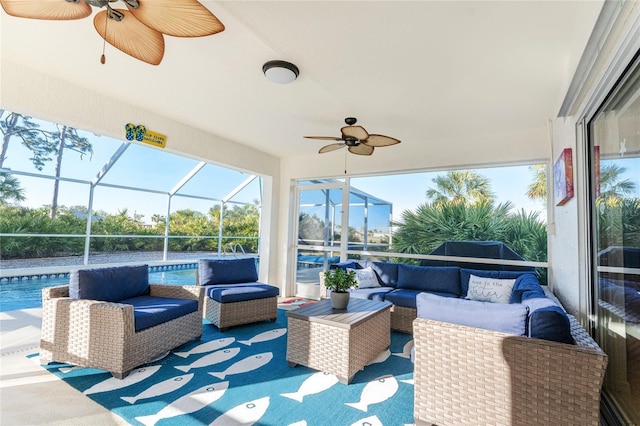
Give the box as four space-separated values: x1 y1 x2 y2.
125 123 167 148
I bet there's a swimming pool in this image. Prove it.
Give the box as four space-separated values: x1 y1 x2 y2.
0 265 198 312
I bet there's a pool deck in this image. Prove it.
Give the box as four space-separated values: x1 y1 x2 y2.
1 308 129 425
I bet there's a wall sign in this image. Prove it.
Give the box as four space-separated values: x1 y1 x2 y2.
554 147 574 206
125 123 167 148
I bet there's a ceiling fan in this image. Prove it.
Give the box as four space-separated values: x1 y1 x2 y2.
305 117 400 156
0 0 225 65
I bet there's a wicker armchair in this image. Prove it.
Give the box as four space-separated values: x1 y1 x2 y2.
39 283 204 379
413 315 608 426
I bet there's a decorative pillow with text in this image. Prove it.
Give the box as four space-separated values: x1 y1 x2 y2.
348 267 380 288
466 274 516 304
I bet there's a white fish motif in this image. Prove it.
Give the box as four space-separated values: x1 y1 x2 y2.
175 347 240 372
135 381 229 426
367 349 391 365
174 337 235 358
392 340 414 359
288 421 307 426
351 415 383 426
83 365 161 395
209 396 270 426
344 375 399 412
121 373 194 404
57 366 83 373
280 371 339 402
209 352 273 380
238 328 287 346
400 378 414 386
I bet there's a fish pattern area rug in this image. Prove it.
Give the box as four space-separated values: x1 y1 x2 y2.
37 309 415 425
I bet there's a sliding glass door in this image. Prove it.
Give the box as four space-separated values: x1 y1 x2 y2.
588 54 640 424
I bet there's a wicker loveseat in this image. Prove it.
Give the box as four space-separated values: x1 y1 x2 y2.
413 315 608 425
39 265 203 379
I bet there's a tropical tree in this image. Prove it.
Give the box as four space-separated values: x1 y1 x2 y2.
526 164 547 202
0 110 56 169
426 170 494 206
49 125 92 219
0 172 26 206
598 163 636 207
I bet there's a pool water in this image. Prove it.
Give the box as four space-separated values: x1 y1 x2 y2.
0 268 197 312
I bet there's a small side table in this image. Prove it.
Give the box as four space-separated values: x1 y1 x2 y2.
285 298 391 384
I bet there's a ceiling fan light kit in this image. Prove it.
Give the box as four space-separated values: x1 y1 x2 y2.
0 0 225 65
262 60 299 84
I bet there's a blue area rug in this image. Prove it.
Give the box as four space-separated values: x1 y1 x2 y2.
38 309 415 425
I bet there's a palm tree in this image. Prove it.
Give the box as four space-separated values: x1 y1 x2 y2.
426 170 494 206
598 163 636 207
0 172 26 206
526 164 547 202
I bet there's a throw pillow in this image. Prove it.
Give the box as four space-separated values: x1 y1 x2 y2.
348 267 380 288
466 274 516 304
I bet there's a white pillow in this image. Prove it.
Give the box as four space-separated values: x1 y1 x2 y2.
348 267 380 288
466 274 516 304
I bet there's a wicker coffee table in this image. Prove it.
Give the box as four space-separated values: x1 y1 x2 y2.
285 298 392 384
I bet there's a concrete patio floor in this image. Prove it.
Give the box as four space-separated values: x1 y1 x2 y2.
0 307 128 425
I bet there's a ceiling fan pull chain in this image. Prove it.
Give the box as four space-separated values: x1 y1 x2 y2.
344 149 347 174
100 10 107 64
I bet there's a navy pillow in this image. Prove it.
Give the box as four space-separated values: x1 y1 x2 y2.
510 273 544 303
397 265 461 296
369 262 399 287
416 292 528 335
460 268 532 298
528 306 573 344
69 265 149 302
198 258 258 285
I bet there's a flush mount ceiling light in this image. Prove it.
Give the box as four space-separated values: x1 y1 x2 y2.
0 0 225 65
262 60 299 84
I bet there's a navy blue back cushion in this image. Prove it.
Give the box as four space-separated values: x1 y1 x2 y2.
329 261 361 270
69 265 149 302
198 258 258 285
369 262 398 287
511 274 545 303
460 268 533 298
397 265 461 296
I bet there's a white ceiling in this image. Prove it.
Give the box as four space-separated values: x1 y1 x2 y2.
0 1 604 161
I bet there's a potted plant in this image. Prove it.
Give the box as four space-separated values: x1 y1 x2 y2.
323 268 358 309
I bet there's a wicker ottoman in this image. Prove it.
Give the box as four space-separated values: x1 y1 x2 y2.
285 298 391 384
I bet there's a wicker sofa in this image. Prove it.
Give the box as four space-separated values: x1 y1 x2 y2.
413 315 608 425
39 265 203 379
197 258 279 330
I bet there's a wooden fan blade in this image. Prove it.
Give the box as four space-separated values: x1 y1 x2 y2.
94 9 165 65
0 0 91 20
341 125 368 141
304 136 342 141
365 134 401 147
348 144 374 156
129 0 224 37
319 143 346 154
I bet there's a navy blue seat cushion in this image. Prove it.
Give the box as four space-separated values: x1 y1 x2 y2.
416 292 528 336
397 265 461 296
69 265 149 302
349 287 394 301
460 268 533 298
198 258 258 285
120 295 199 332
204 283 279 303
